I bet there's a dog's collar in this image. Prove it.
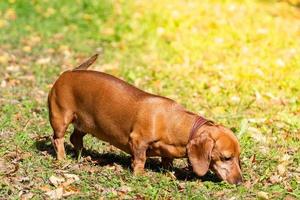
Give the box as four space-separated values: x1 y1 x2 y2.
188 116 213 142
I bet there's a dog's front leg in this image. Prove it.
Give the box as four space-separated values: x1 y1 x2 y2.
70 129 86 161
129 136 148 175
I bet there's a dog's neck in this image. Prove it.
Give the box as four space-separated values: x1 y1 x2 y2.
169 109 211 157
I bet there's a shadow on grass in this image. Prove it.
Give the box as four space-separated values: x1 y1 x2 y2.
35 136 220 183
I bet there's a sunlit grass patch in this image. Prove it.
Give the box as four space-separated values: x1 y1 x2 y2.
0 0 299 199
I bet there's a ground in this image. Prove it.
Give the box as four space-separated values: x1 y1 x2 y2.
0 0 299 199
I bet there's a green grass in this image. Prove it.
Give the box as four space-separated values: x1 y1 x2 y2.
0 0 300 199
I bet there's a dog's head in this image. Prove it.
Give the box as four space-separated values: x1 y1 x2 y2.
187 125 242 184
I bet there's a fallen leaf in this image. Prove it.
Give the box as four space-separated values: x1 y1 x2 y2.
215 191 225 197
49 175 65 187
0 19 8 28
257 191 269 199
248 127 267 144
255 91 264 104
4 8 17 20
84 156 93 162
244 180 252 189
166 171 176 180
6 64 20 72
250 154 256 164
118 186 132 194
63 185 80 197
25 150 34 157
17 176 30 183
275 58 285 68
22 46 31 52
106 163 123 174
36 57 51 65
0 158 13 174
20 192 34 200
230 95 240 104
45 187 63 199
209 85 220 94
1 80 7 87
280 154 291 162
41 151 49 156
284 182 293 192
177 182 185 192
269 174 281 184
6 162 19 175
63 173 80 182
0 54 9 65
228 197 237 200
277 164 286 176
39 185 51 192
284 195 296 200
134 194 144 200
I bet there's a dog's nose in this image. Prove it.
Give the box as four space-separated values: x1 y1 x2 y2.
236 180 242 185
234 176 243 185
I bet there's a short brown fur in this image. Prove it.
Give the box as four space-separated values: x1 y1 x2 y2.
48 54 242 184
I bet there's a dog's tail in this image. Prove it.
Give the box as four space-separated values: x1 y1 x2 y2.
73 53 99 71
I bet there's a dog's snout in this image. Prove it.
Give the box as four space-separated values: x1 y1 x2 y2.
233 176 243 185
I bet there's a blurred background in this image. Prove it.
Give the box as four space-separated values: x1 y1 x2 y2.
0 0 299 199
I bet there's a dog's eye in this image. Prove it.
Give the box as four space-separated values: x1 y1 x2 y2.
225 157 231 161
222 156 232 161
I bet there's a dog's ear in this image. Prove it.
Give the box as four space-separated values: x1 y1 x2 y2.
187 132 214 176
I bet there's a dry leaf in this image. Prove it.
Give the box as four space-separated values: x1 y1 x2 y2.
39 185 51 192
280 154 291 162
284 195 296 200
7 64 20 72
230 95 240 104
244 180 252 189
250 154 256 164
177 182 185 192
215 191 225 197
269 174 281 184
63 185 80 197
255 91 264 104
0 19 8 28
17 176 30 183
20 192 34 200
0 158 13 174
45 187 64 199
22 46 31 52
284 182 293 192
49 175 65 187
20 152 32 160
248 127 267 144
0 54 9 65
277 164 286 176
37 57 51 65
257 191 269 199
1 80 7 87
166 171 176 179
228 197 237 200
118 186 132 194
63 173 80 182
106 163 123 174
5 8 17 20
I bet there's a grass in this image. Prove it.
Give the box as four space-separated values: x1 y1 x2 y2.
0 0 300 199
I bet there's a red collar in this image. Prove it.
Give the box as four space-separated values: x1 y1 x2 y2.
188 116 213 142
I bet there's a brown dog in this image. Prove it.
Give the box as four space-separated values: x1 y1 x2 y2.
48 54 242 184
